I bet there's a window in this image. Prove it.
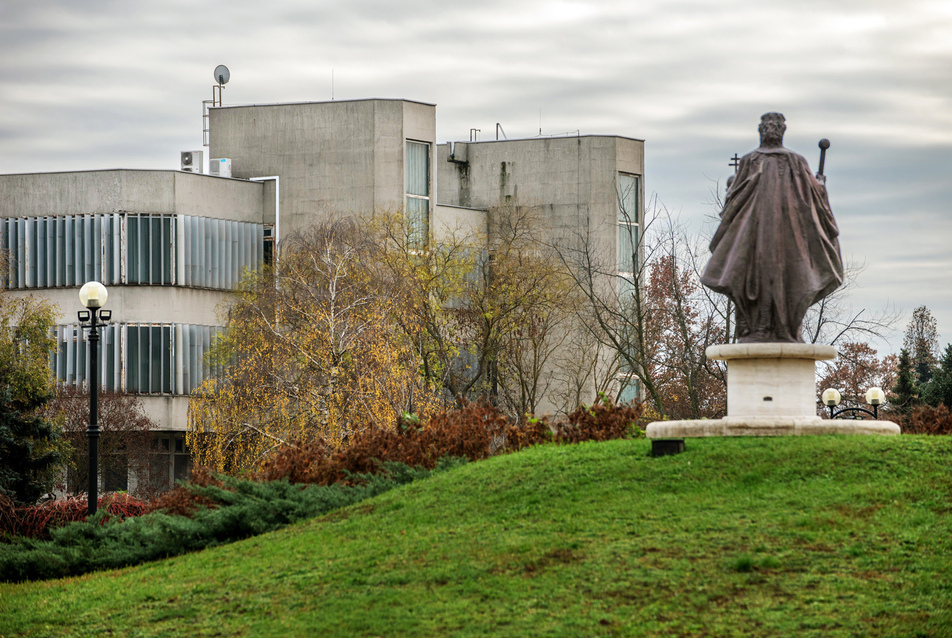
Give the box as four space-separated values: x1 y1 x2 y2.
617 173 641 311
150 434 192 490
3 214 263 290
53 323 121 391
406 141 430 249
617 173 642 402
263 224 275 267
617 173 640 274
50 323 221 395
103 453 129 492
617 375 640 404
126 215 174 285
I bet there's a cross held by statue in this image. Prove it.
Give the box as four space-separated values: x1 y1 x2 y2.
729 153 741 172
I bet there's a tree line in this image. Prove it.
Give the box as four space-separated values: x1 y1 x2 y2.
0 194 938 502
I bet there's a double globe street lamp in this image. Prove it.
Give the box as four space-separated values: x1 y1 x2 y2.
821 386 885 420
78 281 111 516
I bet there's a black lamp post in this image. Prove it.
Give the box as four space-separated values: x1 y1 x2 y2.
78 281 111 516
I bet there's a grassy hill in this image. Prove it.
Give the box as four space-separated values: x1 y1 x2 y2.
2 435 952 637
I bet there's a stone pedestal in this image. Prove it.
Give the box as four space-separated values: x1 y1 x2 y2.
645 343 900 438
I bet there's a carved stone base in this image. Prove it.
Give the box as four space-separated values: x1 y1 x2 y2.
645 343 901 439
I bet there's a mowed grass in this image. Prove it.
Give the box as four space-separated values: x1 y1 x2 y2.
3 435 952 637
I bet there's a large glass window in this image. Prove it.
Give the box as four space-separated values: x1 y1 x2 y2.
617 173 640 273
617 172 641 308
406 141 430 249
3 214 262 290
617 173 641 402
151 434 192 488
50 323 221 396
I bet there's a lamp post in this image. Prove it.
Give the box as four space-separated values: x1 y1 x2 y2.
822 386 884 420
78 281 111 516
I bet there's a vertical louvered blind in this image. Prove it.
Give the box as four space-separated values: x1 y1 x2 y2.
3 214 262 290
50 323 222 395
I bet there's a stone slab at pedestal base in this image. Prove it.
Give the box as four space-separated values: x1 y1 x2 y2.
645 343 901 439
646 416 900 438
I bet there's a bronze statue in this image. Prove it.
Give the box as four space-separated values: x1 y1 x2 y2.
701 113 844 343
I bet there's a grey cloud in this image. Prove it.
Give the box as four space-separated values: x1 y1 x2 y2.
1 0 950 347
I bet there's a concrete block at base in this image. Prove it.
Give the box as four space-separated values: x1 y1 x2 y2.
646 417 901 439
651 439 685 456
706 343 838 420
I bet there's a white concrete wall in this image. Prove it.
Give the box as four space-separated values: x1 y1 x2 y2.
139 396 190 433
437 135 644 243
436 135 646 414
0 170 263 221
433 204 486 243
24 286 227 327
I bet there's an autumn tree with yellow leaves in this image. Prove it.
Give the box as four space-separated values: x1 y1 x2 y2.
188 219 444 472
189 208 588 473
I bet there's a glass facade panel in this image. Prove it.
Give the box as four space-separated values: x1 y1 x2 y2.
50 323 221 396
618 375 640 404
618 224 638 273
406 197 429 249
406 141 430 248
618 173 639 224
406 141 429 197
2 214 262 290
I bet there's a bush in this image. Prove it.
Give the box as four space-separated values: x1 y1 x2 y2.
255 398 643 486
554 395 645 443
0 492 147 541
0 460 462 583
0 397 643 581
256 400 510 485
143 466 223 517
899 404 952 435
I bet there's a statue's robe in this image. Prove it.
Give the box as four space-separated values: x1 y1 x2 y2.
701 146 844 343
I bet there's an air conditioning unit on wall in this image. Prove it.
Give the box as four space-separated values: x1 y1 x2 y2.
181 150 203 173
210 158 232 178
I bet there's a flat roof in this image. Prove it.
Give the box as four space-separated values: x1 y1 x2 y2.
212 97 437 110
0 168 256 180
439 133 646 144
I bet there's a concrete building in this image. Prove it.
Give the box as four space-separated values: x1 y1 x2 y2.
0 97 643 490
436 135 645 412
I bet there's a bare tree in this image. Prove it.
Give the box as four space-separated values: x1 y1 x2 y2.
802 258 902 347
551 189 728 419
816 342 897 412
44 389 160 499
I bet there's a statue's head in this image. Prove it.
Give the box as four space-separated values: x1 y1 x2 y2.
758 112 786 147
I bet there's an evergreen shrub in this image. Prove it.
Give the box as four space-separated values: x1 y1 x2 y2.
0 460 460 583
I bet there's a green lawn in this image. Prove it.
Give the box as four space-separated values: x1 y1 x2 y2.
2 435 952 637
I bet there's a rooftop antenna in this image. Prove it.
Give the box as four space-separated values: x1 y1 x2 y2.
203 65 230 147
332 69 335 100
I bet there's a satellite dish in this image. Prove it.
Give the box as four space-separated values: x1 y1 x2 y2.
214 65 230 85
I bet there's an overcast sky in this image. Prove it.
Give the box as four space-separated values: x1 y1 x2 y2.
1 0 949 355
